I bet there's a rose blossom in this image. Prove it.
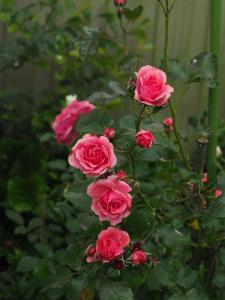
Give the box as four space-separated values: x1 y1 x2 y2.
96 227 130 262
214 189 222 198
135 130 155 148
52 99 95 145
103 127 116 139
87 175 132 225
134 65 174 106
68 134 117 176
131 250 147 265
163 117 173 132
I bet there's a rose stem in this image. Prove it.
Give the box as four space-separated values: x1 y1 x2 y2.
207 0 222 184
159 0 190 169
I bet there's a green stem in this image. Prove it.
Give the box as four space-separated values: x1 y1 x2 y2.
136 105 146 131
160 0 190 169
207 0 222 184
169 101 190 169
118 16 128 55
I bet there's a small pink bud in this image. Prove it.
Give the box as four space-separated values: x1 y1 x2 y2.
135 130 155 148
131 250 147 265
202 173 208 183
116 170 128 182
163 117 173 132
114 0 126 6
85 244 96 263
214 189 222 198
103 127 116 139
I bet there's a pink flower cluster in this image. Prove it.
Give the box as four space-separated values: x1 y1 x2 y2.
52 64 171 267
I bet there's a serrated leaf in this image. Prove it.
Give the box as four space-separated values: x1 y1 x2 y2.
17 256 40 272
124 5 143 22
168 58 189 81
99 281 134 300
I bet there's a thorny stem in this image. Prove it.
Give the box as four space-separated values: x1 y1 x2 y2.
159 0 190 169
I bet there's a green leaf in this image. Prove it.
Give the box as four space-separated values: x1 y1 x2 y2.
98 281 134 300
146 264 169 291
34 243 53 258
76 110 114 135
124 5 143 22
168 58 189 81
17 256 40 272
6 210 23 225
187 52 217 87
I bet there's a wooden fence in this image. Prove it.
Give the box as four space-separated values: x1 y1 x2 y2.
1 0 225 122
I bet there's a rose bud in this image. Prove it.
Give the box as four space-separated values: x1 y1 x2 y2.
214 189 222 198
135 130 155 148
202 173 208 183
85 244 96 263
116 170 128 182
163 117 173 132
132 242 142 251
114 0 126 6
131 250 147 265
112 260 125 270
103 127 116 139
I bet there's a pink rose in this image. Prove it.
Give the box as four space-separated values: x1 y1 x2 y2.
103 127 116 139
134 65 174 106
131 250 147 265
52 99 95 145
135 130 155 148
96 227 130 262
68 134 117 176
87 175 132 225
214 189 222 198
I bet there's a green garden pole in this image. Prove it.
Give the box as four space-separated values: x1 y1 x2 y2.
207 0 222 184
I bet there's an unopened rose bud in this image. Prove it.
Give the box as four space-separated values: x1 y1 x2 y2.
202 173 208 183
103 127 116 139
131 250 147 265
114 0 127 6
216 146 222 157
116 170 128 182
112 260 125 270
85 244 96 263
163 117 173 133
135 130 155 148
214 189 222 198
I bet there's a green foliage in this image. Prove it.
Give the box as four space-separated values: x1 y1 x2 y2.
0 1 225 300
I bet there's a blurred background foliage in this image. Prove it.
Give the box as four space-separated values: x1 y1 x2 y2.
1 0 225 299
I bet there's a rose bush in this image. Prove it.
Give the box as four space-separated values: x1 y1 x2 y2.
1 1 225 300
